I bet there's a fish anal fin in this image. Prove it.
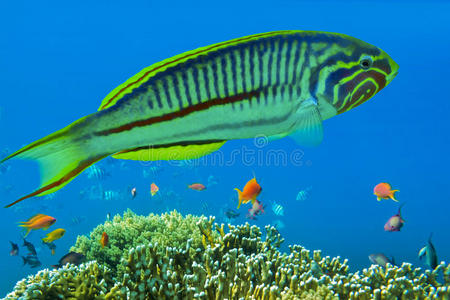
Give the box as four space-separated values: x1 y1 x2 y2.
112 141 226 161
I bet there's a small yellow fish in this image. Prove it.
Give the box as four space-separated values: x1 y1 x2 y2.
42 228 66 243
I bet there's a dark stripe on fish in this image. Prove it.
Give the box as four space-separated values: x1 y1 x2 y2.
99 31 290 110
115 139 226 154
95 89 263 136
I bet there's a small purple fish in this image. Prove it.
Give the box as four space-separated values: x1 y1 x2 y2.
384 203 405 232
369 253 395 267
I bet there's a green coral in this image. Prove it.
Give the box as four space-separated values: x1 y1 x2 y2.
5 210 450 299
4 261 121 299
71 209 218 279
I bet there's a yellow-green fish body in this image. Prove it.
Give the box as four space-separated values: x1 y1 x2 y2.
42 228 66 243
1 30 398 207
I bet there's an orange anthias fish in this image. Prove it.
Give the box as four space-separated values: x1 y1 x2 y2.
188 183 206 191
100 232 109 248
150 183 159 196
19 214 56 237
374 182 399 202
235 177 262 209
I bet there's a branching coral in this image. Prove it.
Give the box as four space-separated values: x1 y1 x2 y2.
4 261 121 299
70 209 217 280
5 210 450 299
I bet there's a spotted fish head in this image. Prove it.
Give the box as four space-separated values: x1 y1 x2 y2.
313 33 399 116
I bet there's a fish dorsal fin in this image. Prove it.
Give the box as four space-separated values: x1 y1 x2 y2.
288 98 323 147
97 31 297 111
112 141 226 161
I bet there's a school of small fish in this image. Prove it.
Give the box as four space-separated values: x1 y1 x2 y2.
0 30 439 278
369 182 438 270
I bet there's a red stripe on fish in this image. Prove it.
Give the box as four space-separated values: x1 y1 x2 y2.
96 89 261 136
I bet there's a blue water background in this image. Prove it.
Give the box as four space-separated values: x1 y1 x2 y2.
1 0 449 295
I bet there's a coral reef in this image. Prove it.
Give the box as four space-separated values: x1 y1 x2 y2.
5 210 450 299
70 209 217 279
4 261 121 299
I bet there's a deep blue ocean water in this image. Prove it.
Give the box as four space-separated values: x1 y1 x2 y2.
0 0 449 296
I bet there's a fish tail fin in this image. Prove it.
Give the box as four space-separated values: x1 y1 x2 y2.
389 194 399 202
235 188 243 209
3 117 109 208
390 190 399 202
42 237 49 243
21 256 26 265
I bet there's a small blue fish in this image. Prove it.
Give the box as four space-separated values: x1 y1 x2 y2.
143 166 163 178
103 190 120 201
23 239 37 256
271 202 284 216
419 233 438 269
272 219 285 230
86 165 107 180
225 209 240 219
71 215 87 225
207 175 218 187
22 255 41 268
296 187 312 202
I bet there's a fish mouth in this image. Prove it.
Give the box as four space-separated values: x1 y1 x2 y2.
387 70 399 83
386 57 399 84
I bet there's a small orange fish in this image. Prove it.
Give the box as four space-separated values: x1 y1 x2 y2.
234 177 262 209
374 182 399 202
188 183 206 191
150 183 159 196
19 214 56 237
100 232 109 248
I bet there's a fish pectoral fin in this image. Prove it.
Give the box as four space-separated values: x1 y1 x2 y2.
287 98 323 147
112 140 226 161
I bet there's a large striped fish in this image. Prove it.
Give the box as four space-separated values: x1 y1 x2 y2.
2 30 398 207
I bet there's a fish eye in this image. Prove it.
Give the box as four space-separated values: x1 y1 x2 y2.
360 56 373 70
